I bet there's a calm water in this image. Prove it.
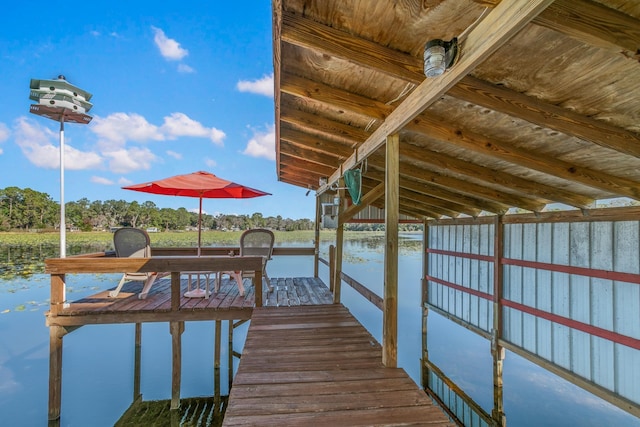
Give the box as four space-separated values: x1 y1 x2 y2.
0 235 638 426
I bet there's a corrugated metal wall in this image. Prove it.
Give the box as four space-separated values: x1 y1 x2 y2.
503 221 640 406
426 218 640 410
428 223 494 333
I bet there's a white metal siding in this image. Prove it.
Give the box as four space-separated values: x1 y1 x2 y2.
427 219 640 408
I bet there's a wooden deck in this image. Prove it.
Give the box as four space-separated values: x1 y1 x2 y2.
224 304 453 426
46 276 334 327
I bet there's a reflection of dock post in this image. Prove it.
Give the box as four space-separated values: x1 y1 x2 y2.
170 321 184 410
48 273 66 422
133 323 142 402
48 326 65 421
492 215 506 426
214 320 222 416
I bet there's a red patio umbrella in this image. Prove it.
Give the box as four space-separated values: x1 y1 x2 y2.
122 170 271 256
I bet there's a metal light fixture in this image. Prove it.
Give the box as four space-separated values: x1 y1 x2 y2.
423 37 458 78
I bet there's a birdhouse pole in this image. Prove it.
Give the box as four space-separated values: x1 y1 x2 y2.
29 75 93 258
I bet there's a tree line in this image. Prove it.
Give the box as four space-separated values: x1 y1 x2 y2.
0 187 314 232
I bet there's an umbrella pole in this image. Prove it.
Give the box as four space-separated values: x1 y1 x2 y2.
197 196 203 257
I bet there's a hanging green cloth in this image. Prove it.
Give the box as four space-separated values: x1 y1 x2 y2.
343 169 362 205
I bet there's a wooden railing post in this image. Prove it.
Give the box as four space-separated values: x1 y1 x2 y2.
255 266 263 308
329 245 336 292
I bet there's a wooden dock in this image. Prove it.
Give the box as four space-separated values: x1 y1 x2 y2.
224 304 453 426
45 275 334 327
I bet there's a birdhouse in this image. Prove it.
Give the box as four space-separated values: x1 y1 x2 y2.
29 75 93 123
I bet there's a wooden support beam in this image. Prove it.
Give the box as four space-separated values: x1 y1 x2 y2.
321 0 556 189
448 75 640 158
492 214 506 426
398 135 594 209
338 182 385 223
314 195 321 278
366 157 550 212
383 133 400 368
281 72 390 121
282 6 640 161
281 126 354 158
365 169 509 214
280 108 368 145
279 140 344 169
412 119 640 199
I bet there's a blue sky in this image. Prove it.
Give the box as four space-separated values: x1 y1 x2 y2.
0 2 315 219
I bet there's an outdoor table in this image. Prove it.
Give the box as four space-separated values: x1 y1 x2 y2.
152 255 249 299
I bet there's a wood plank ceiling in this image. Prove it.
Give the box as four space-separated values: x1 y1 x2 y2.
272 0 640 220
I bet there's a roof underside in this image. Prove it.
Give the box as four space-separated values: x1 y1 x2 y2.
273 0 640 220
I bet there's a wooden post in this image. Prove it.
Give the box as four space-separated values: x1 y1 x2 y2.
314 194 321 278
334 223 344 304
492 215 506 426
228 320 234 391
133 323 142 402
50 274 65 316
255 265 263 308
171 272 181 312
328 245 335 292
170 321 184 410
383 133 399 367
421 219 430 390
48 326 65 421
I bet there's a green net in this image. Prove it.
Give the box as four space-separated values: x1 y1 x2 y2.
343 169 362 205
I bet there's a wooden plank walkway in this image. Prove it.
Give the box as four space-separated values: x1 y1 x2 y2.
224 305 453 426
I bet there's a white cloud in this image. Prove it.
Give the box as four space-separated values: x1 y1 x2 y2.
205 158 217 168
0 123 10 142
243 124 275 160
0 122 8 155
118 177 133 186
91 113 164 148
103 147 159 174
161 112 225 145
237 74 274 97
177 63 195 73
13 117 103 169
91 176 114 185
166 150 182 159
152 26 188 61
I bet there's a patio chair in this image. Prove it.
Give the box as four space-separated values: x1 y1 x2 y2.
109 227 164 299
216 228 275 295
